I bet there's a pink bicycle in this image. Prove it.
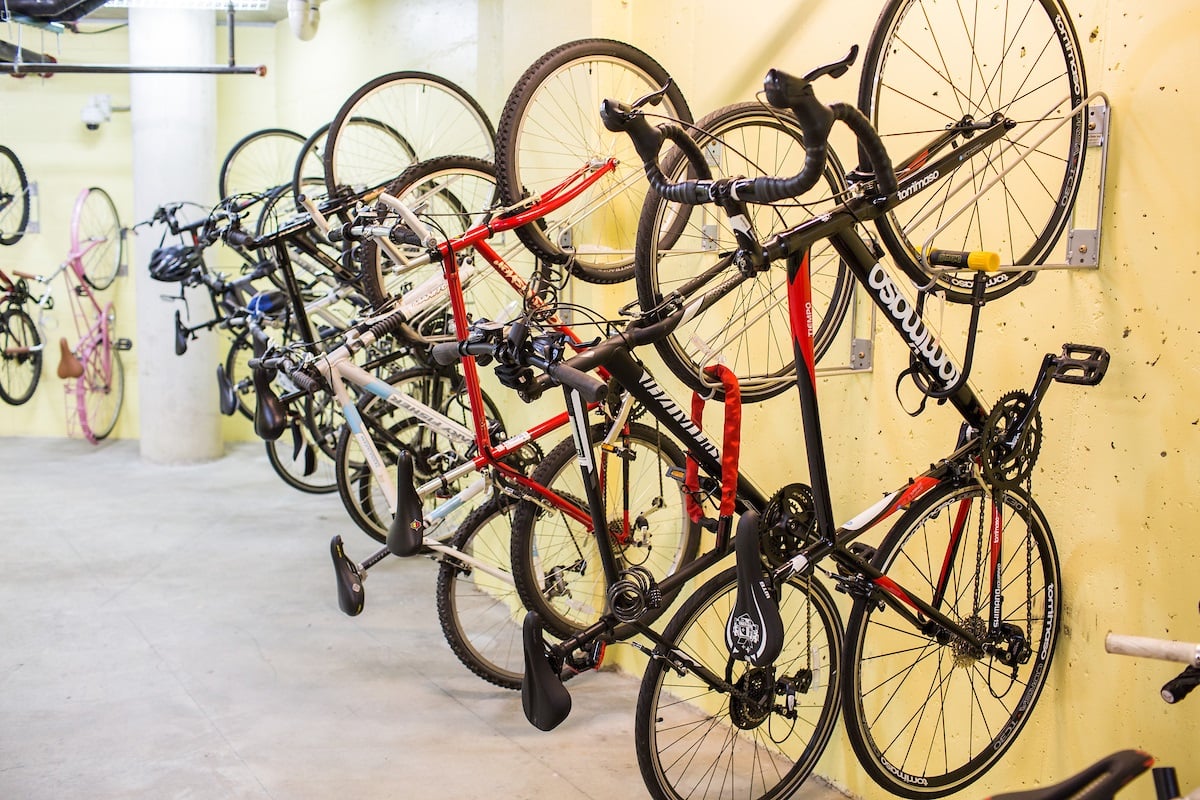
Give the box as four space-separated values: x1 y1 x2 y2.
4 187 130 442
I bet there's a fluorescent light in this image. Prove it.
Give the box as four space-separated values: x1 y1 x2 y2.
104 0 271 9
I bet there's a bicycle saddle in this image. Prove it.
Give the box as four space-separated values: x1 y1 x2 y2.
56 338 83 380
725 510 784 666
986 750 1153 800
385 451 425 557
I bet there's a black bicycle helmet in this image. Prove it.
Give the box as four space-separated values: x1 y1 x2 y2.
149 244 204 282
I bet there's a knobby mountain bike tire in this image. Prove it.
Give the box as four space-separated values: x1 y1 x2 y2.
0 145 31 246
218 127 307 202
360 156 548 326
73 187 123 291
859 0 1088 303
841 480 1061 797
635 568 843 800
508 421 701 641
322 71 495 216
436 496 527 690
495 38 693 283
333 366 503 545
0 306 42 405
634 101 854 403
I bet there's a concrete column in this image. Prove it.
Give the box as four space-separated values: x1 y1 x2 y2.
129 10 223 463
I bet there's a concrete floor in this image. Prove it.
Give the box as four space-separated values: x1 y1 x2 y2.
0 437 851 800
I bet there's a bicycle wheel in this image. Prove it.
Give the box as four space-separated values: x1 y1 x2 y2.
859 0 1088 303
0 306 42 405
842 481 1061 797
635 102 853 403
323 72 495 205
509 421 700 640
495 39 693 283
635 568 843 800
360 156 544 326
333 366 503 544
219 128 306 202
292 123 330 206
76 339 124 443
264 393 339 494
73 187 123 291
435 497 526 690
0 145 31 246
224 330 257 421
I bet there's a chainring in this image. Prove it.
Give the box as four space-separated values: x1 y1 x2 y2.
980 390 1041 490
759 483 817 568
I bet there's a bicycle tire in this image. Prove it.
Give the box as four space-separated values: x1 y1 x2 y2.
0 306 42 405
73 187 123 291
224 329 257 421
635 568 843 800
509 421 700 641
842 481 1061 797
322 71 495 208
495 39 693 283
635 102 853 403
76 340 124 443
218 127 306 202
359 156 547 328
0 145 31 246
292 122 330 207
435 497 526 690
264 394 339 494
333 366 503 544
859 0 1088 303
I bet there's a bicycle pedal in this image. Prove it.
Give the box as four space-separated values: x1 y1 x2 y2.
665 465 719 493
114 338 133 351
561 640 607 678
1052 343 1109 386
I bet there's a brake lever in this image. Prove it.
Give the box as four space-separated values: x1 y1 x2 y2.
802 44 859 82
630 80 673 110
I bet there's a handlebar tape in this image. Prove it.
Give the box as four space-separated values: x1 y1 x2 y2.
434 339 609 403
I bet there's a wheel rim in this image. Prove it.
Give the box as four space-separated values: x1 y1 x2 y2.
220 128 306 201
865 0 1086 300
73 188 123 290
0 309 41 405
78 344 122 442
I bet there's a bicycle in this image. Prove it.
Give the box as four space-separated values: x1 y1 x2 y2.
632 0 1091 401
1 187 130 440
0 145 31 246
455 43 1112 800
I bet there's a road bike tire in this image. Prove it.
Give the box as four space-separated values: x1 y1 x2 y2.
0 306 42 405
218 127 307 202
263 393 339 494
841 481 1061 797
635 568 843 800
73 187 124 291
435 497 526 690
76 343 124 443
322 71 495 211
359 156 547 327
508 421 700 641
333 366 503 544
494 39 693 283
859 0 1088 303
0 145 31 246
634 102 853 403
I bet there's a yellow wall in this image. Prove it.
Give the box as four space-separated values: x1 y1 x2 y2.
2 1 1198 795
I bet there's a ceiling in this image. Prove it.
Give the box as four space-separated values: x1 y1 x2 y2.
81 0 291 24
